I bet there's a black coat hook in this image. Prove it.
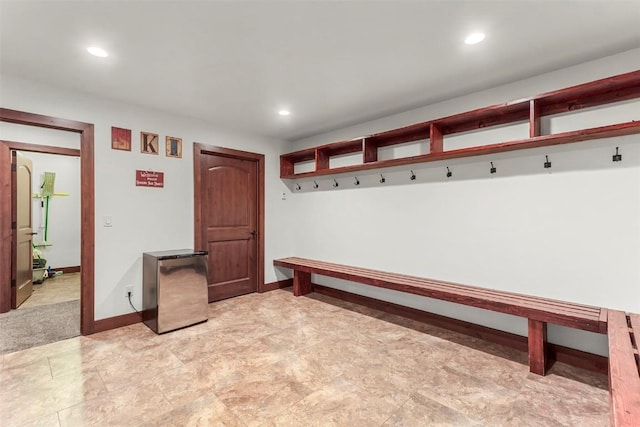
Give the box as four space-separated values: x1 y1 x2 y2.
613 147 622 162
333 179 339 188
544 155 552 168
410 170 416 181
379 174 386 184
313 180 319 189
295 183 301 190
490 162 496 174
446 167 452 178
354 177 360 186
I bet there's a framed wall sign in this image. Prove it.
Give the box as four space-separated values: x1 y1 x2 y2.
140 132 159 155
166 136 182 158
111 127 132 151
135 170 164 188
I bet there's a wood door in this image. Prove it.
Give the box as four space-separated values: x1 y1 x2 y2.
12 151 33 308
200 153 258 301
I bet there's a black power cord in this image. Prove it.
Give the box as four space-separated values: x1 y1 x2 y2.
127 291 140 314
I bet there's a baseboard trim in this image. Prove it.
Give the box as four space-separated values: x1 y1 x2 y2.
312 284 608 375
92 311 142 334
57 266 81 274
260 278 293 293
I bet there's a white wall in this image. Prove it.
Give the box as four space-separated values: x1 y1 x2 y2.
27 152 81 269
1 76 292 320
287 49 640 356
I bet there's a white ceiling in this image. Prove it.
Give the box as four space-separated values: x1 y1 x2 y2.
1 1 639 141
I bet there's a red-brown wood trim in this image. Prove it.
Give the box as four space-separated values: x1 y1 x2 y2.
55 266 81 274
2 140 80 157
529 99 540 138
274 257 604 333
293 270 312 296
0 143 10 313
311 284 607 375
0 110 95 337
280 71 640 179
608 310 640 426
93 312 142 334
528 319 548 375
260 278 293 293
193 143 265 293
316 148 330 170
280 156 294 178
10 150 17 308
363 139 377 163
430 123 443 153
281 121 640 179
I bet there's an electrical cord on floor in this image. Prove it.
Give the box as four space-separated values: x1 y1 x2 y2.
128 292 140 314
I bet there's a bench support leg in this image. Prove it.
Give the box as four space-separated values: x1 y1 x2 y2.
528 319 548 375
293 270 312 297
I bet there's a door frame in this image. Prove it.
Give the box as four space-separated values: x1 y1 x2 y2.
193 143 265 293
0 108 95 335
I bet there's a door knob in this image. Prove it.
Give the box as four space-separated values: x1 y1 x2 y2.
250 230 257 238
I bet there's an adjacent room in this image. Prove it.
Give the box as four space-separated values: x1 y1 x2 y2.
0 1 639 426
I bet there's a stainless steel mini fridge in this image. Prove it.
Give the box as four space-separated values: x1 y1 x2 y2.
142 249 208 334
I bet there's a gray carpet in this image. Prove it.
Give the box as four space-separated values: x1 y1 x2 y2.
0 299 80 355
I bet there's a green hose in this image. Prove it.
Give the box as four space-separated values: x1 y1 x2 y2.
44 196 50 242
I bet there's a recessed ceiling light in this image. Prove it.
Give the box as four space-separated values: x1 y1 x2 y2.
278 110 291 116
464 32 485 45
87 46 108 57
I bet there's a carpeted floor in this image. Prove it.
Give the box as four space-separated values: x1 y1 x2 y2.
0 299 80 355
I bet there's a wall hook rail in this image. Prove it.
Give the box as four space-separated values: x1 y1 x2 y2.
544 155 552 169
354 176 360 186
333 179 339 188
612 146 622 162
446 167 452 178
410 170 416 181
379 174 386 184
313 180 319 189
490 162 496 174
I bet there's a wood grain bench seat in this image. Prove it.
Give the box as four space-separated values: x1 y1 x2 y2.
273 257 607 376
607 310 640 426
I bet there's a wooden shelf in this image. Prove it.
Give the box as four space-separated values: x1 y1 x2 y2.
281 70 640 179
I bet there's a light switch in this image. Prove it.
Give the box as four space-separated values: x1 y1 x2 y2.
103 215 113 227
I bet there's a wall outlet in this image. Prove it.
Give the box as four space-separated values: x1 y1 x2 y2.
125 286 133 299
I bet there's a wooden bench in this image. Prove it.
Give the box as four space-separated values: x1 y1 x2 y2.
273 257 607 376
607 310 640 426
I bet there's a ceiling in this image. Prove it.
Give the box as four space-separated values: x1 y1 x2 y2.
1 1 639 141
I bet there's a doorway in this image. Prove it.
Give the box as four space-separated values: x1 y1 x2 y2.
13 151 81 310
193 143 265 300
0 108 95 335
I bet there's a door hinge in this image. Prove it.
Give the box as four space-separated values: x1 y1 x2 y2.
11 221 17 230
11 279 16 287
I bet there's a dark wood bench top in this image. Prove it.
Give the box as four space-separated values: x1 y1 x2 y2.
608 310 640 426
274 257 607 334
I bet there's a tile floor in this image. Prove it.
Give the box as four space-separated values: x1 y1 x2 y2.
19 272 81 310
0 289 609 426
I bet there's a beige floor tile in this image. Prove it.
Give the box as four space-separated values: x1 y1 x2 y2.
139 393 246 427
0 355 52 394
1 288 610 427
17 412 61 427
57 384 172 427
215 366 316 426
0 370 106 426
19 273 80 310
382 393 482 426
48 339 131 378
265 376 401 427
96 346 184 391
